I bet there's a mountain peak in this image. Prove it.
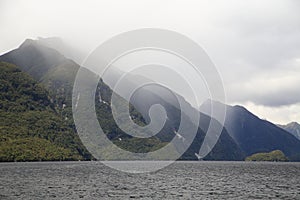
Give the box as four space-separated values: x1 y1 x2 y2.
19 37 63 49
19 39 37 48
287 122 300 126
0 38 68 79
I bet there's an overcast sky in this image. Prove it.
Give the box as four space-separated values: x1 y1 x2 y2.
1 0 299 124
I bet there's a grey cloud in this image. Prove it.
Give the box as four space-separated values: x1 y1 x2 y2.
229 87 300 107
226 69 300 107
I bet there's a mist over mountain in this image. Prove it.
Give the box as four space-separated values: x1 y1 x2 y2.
0 39 167 158
0 39 245 161
35 37 86 64
2 38 299 162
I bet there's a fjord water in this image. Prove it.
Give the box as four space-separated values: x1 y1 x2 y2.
1 161 299 199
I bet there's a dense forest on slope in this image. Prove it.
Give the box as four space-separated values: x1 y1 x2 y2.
0 62 90 161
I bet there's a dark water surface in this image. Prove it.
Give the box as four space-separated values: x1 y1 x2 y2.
0 161 300 199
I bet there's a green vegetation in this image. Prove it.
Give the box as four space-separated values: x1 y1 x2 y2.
0 61 166 161
0 137 75 161
0 62 90 161
245 150 288 162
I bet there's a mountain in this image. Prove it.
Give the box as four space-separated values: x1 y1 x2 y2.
278 122 300 141
0 62 90 161
0 39 167 158
201 100 300 161
123 79 244 160
0 39 67 80
0 39 245 161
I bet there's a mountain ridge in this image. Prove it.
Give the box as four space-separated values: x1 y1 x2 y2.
0 39 245 161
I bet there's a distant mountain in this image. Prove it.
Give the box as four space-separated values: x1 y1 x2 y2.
201 100 300 161
0 62 90 161
0 39 244 161
278 122 300 140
